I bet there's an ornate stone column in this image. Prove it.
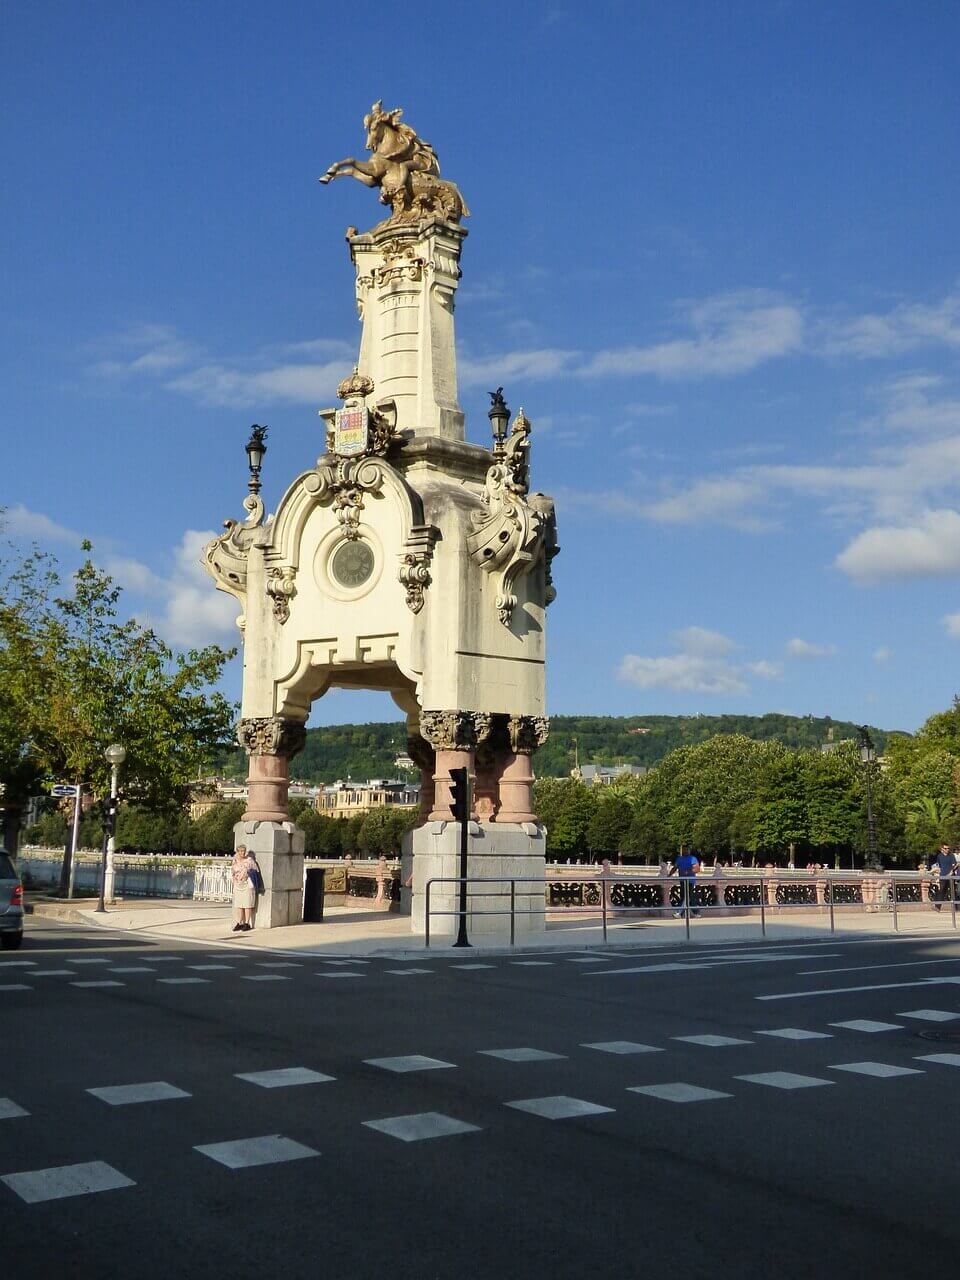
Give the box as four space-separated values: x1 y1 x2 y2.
496 716 549 825
237 717 307 822
419 711 491 822
406 730 436 825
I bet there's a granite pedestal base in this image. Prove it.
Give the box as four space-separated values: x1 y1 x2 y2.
234 820 305 929
404 821 546 943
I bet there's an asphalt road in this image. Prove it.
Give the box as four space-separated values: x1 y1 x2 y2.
3 920 960 1279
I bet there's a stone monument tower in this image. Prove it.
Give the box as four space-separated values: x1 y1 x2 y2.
203 102 558 938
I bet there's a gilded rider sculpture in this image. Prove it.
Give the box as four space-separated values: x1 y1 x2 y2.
320 101 469 225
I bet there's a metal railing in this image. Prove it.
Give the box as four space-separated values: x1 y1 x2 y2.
424 871 959 948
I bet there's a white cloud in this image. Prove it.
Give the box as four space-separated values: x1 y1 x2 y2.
671 625 736 657
943 614 960 640
90 326 355 409
3 504 83 546
618 653 748 695
642 476 769 530
150 530 239 647
458 348 579 388
3 505 237 649
747 659 783 680
835 509 960 581
822 291 960 358
873 647 893 663
582 291 804 380
785 638 837 660
616 625 780 695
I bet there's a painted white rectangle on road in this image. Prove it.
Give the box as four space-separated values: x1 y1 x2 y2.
627 1083 731 1104
505 1095 614 1119
158 978 210 985
830 1062 924 1078
71 981 124 989
363 1112 480 1142
0 1099 29 1120
916 1053 960 1068
757 1029 833 1041
674 1035 752 1047
364 1055 455 1074
1 1161 135 1203
194 1135 319 1170
895 1009 960 1022
235 1068 335 1089
478 1048 566 1062
87 1082 191 1106
0 984 32 992
830 1020 903 1033
736 1072 833 1090
581 1041 664 1055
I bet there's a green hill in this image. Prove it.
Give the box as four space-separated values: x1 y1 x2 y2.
217 713 899 784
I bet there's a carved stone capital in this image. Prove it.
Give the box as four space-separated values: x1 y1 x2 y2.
507 715 550 755
419 710 491 752
237 716 307 759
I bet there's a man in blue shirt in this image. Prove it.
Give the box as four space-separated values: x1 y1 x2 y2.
673 847 701 918
931 844 958 912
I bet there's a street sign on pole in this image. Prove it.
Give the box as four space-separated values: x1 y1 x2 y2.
51 784 80 798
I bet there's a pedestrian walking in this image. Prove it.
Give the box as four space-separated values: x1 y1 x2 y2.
232 845 258 932
930 844 958 912
672 847 701 918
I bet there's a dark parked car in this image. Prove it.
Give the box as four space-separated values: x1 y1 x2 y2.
0 851 24 950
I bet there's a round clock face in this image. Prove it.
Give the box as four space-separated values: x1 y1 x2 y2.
330 539 375 588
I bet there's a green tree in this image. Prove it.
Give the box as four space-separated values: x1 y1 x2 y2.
0 542 235 885
586 795 633 858
548 783 599 860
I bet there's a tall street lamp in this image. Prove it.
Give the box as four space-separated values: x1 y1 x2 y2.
858 726 880 871
96 743 126 914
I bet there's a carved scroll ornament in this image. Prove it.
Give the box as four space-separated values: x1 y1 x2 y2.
419 710 493 752
203 492 265 603
236 716 307 759
266 566 297 623
508 715 550 755
467 410 551 627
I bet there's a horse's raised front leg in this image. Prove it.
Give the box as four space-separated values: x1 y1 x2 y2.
319 158 379 187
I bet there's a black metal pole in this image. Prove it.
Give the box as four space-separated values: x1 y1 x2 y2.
865 764 879 870
453 771 471 948
95 824 109 913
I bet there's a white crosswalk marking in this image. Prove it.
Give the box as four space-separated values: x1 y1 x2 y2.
505 1095 614 1119
236 1068 335 1088
478 1048 565 1062
363 1113 480 1142
158 978 210 985
736 1072 832 1090
581 1041 663 1055
895 1009 960 1022
71 981 124 989
830 1062 924 1078
1 1161 135 1203
364 1055 455 1073
916 1053 960 1068
627 1083 730 1103
829 1020 902 1033
757 1029 832 1041
673 1034 752 1047
194 1136 319 1169
384 968 433 975
0 984 31 992
87 1082 191 1105
242 975 290 982
0 1098 29 1120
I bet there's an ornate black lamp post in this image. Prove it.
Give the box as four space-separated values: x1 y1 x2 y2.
245 425 268 493
858 726 880 870
95 742 126 914
488 388 510 460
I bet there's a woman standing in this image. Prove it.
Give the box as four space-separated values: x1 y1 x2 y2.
231 845 256 932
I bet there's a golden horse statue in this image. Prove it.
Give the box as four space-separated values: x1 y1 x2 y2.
320 102 469 225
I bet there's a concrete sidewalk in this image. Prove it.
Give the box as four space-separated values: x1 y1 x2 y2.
28 895 960 957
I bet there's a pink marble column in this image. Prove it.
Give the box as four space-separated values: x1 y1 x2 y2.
495 715 550 825
429 748 477 822
237 716 307 823
419 711 491 823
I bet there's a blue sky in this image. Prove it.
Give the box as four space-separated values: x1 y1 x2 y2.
3 0 960 733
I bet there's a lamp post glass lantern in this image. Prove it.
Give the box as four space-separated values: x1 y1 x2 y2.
96 743 126 913
245 424 268 493
488 388 510 459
